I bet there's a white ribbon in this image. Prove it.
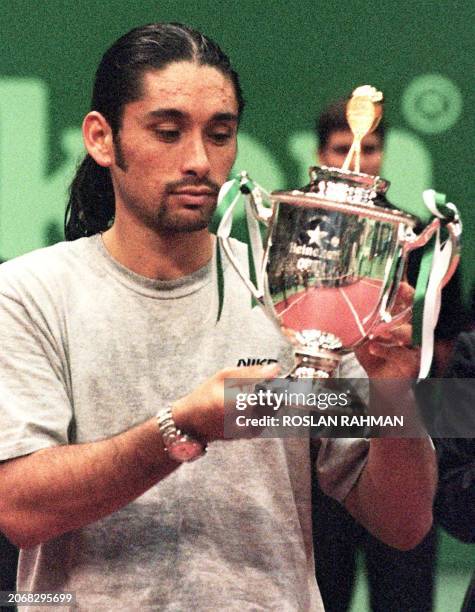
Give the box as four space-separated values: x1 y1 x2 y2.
216 176 269 301
418 190 454 379
216 178 241 240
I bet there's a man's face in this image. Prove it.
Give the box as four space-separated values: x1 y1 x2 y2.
109 61 239 234
318 129 383 176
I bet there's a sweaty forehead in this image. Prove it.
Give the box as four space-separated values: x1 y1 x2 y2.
137 62 238 114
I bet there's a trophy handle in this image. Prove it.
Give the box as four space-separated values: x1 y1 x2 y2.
244 181 273 226
217 174 273 305
403 204 462 288
374 200 462 350
403 193 462 378
439 203 462 287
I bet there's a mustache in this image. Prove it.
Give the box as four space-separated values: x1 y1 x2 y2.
165 177 221 195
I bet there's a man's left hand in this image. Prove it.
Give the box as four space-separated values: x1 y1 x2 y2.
355 282 420 379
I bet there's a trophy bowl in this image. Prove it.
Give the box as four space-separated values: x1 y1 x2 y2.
266 167 413 375
218 165 461 379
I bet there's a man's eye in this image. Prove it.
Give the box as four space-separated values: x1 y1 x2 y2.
333 146 351 155
155 129 180 142
209 131 233 144
362 145 379 154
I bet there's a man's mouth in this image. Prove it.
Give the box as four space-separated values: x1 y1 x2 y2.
171 188 217 206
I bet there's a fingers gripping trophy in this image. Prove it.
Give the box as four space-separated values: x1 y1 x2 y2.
217 86 461 380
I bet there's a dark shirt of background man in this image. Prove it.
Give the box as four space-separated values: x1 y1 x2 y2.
433 331 475 612
0 533 18 612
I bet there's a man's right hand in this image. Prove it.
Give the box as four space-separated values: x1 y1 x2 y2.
172 363 281 443
0 363 280 548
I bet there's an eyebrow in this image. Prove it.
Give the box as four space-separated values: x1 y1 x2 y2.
145 108 239 123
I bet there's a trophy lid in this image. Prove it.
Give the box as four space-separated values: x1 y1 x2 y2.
269 85 418 227
270 166 418 227
308 166 390 195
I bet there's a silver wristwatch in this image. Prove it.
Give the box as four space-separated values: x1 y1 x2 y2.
156 407 206 463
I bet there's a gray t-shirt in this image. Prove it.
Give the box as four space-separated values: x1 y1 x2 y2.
0 235 368 611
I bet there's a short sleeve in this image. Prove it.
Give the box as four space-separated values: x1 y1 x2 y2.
0 281 72 461
315 438 369 502
314 352 370 501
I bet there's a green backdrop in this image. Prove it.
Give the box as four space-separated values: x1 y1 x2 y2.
0 1 473 607
0 0 473 300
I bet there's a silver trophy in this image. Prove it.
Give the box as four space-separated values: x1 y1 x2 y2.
218 88 461 379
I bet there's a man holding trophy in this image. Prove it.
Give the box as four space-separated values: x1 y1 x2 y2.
0 23 441 611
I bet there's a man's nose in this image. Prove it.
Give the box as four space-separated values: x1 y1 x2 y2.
182 135 211 178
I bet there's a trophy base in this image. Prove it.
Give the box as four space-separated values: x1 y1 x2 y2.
289 350 342 379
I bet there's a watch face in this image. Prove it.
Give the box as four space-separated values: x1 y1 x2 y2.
169 439 204 462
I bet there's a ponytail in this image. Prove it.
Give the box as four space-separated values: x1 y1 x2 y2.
64 155 115 240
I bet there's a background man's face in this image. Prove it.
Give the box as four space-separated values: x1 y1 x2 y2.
109 61 239 234
318 129 383 176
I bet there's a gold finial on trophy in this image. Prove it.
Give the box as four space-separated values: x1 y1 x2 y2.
342 85 384 174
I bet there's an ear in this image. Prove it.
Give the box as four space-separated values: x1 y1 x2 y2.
82 111 114 167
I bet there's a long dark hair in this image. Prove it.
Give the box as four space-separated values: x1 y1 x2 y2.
65 23 245 240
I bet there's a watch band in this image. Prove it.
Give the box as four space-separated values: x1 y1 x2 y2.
156 407 206 462
156 407 182 447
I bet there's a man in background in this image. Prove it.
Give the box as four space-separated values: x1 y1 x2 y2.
316 98 384 177
313 98 439 612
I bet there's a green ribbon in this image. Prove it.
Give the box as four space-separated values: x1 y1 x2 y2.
216 237 224 323
214 175 262 322
412 235 436 345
